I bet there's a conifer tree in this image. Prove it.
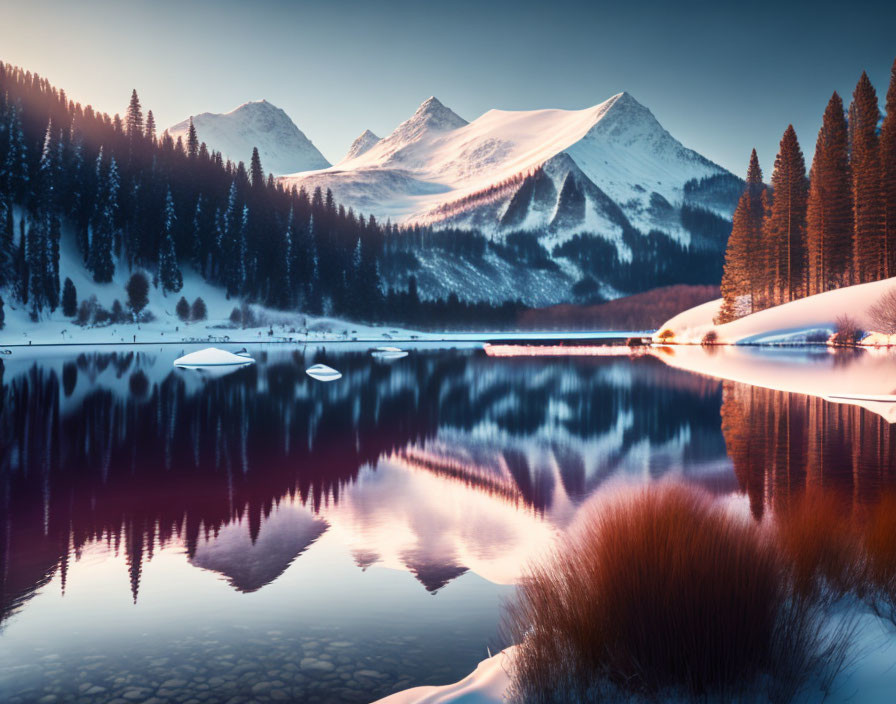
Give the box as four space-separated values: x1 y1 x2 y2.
718 150 765 322
62 277 77 316
807 93 853 294
190 196 204 273
176 296 190 321
126 271 149 317
882 59 896 278
187 118 199 159
250 147 264 189
763 126 808 304
126 89 143 138
190 296 207 321
88 150 116 283
145 110 156 144
850 72 884 282
0 294 4 330
158 189 182 293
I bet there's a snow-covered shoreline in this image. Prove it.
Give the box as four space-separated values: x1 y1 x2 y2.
652 277 896 346
372 649 514 704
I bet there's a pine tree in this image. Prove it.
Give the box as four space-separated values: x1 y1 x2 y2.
763 126 809 304
190 296 207 321
126 89 144 139
176 296 190 321
62 277 77 316
717 150 765 322
187 118 199 159
850 72 884 282
882 58 896 279
190 196 203 273
88 150 116 283
158 189 182 293
807 92 853 294
0 294 4 330
37 121 61 311
145 110 157 144
250 147 264 188
126 271 149 317
278 206 294 308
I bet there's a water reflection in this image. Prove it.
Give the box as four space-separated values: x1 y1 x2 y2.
9 345 861 703
721 380 896 518
0 348 728 625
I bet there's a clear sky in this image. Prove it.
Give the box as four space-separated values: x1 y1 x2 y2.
1 0 894 175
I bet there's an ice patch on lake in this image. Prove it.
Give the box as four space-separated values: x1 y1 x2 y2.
174 348 255 367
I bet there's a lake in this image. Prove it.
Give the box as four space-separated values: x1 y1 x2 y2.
1 343 895 703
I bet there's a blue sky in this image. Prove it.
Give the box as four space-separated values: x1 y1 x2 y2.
1 0 894 175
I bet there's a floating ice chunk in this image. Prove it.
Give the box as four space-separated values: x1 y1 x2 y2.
174 347 255 368
306 363 342 381
371 346 408 360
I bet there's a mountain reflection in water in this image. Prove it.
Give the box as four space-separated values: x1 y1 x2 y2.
2 345 895 703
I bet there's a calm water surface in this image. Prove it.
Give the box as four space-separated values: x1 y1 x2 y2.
1 344 895 703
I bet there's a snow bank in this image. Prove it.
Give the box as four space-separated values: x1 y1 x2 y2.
373 648 513 704
654 277 896 345
173 348 254 367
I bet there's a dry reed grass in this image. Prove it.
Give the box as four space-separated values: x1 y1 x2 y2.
504 483 853 703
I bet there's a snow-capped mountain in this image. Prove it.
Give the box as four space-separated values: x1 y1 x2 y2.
168 100 330 175
341 129 381 162
281 92 736 249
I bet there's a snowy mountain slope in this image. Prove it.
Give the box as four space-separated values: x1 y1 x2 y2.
280 92 734 245
341 129 381 162
168 100 330 175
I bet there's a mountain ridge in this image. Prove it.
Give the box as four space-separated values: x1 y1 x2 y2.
168 99 330 175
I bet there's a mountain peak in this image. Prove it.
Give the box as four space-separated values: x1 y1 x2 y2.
409 96 467 130
167 100 330 175
343 128 381 161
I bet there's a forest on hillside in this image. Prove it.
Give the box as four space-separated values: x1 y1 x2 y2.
718 60 896 323
0 60 730 331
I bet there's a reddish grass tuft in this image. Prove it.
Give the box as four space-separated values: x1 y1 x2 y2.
505 483 847 703
863 492 896 624
774 489 861 601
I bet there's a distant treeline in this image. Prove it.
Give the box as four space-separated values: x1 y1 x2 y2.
718 60 896 323
517 284 720 332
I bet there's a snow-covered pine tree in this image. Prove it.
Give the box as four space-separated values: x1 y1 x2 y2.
190 195 203 273
158 189 182 293
88 150 116 283
37 121 61 311
279 206 294 308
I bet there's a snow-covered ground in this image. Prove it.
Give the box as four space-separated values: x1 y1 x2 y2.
373 649 513 704
652 277 896 346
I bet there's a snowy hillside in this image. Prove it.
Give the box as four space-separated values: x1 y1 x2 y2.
652 277 896 345
281 92 736 247
168 100 330 175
